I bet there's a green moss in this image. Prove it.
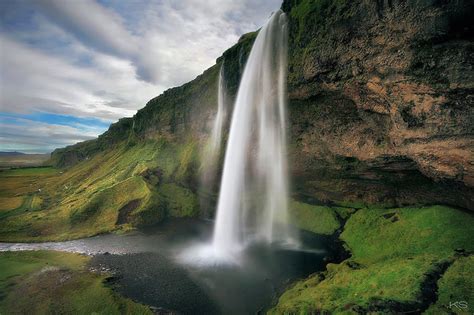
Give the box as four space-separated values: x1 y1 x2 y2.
341 206 474 264
175 139 199 182
0 251 152 315
159 183 198 217
271 205 474 314
286 0 355 86
335 200 371 209
291 200 341 235
130 196 165 226
290 0 349 37
272 256 439 314
70 176 149 226
333 206 356 220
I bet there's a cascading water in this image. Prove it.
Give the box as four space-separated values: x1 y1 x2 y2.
200 66 226 183
209 66 226 157
199 67 226 215
212 10 298 259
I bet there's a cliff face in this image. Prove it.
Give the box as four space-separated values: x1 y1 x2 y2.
284 0 473 209
52 0 473 210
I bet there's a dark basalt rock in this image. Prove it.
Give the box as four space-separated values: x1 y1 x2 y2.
116 199 141 225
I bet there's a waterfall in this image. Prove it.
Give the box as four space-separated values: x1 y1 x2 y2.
200 67 226 214
209 66 226 158
212 10 298 259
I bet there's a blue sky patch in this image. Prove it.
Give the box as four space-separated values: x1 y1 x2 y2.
0 111 111 130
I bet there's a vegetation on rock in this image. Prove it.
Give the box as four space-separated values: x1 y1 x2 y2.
290 200 342 235
271 205 474 313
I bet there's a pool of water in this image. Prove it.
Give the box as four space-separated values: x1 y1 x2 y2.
0 219 333 314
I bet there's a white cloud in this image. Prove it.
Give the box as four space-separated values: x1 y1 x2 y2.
30 0 281 86
0 0 282 152
0 34 159 120
0 118 101 153
34 0 138 57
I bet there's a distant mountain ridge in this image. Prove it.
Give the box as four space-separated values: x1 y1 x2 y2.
0 151 26 156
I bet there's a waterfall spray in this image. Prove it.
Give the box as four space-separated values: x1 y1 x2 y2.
212 10 298 259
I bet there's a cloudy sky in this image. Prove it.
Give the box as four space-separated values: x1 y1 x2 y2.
0 0 281 153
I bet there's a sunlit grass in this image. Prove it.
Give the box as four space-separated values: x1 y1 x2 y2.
0 138 201 242
0 196 23 211
1 167 58 177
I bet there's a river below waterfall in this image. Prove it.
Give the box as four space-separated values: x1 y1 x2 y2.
0 219 333 314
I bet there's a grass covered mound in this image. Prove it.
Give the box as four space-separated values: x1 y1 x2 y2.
0 139 200 242
290 201 350 235
0 251 151 314
271 205 474 314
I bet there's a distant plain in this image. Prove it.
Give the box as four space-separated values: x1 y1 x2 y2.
0 153 50 169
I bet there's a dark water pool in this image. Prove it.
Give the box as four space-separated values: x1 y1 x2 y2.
0 219 333 314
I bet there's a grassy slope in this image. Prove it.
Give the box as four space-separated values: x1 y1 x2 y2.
0 138 199 242
0 251 151 314
271 205 474 314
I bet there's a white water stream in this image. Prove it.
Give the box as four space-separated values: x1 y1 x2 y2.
211 10 298 260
